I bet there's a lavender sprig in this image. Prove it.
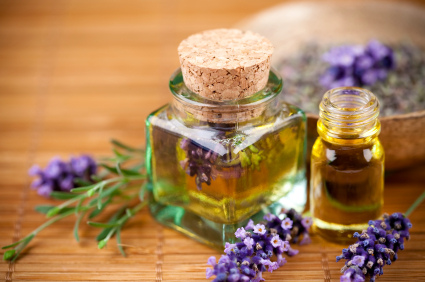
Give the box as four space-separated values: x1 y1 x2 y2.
337 212 412 282
2 139 146 262
206 209 312 282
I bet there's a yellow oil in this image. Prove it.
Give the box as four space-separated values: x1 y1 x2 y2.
147 105 306 224
311 126 384 243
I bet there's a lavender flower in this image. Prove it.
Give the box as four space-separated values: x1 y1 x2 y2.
280 218 293 230
320 40 395 89
264 208 312 246
337 212 412 282
179 138 218 190
206 209 312 282
29 155 97 197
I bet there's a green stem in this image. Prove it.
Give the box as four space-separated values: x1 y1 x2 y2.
34 206 91 235
56 194 87 211
70 175 145 193
405 189 425 217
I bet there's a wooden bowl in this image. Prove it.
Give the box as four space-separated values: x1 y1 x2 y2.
238 1 425 170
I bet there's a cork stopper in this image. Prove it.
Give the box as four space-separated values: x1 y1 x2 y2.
178 29 274 101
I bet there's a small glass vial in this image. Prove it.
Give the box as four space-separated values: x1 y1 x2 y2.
310 87 384 243
146 29 307 248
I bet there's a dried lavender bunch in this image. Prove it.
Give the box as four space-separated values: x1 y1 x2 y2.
337 212 412 282
206 209 312 282
29 155 97 197
180 138 218 190
320 40 395 89
277 41 425 116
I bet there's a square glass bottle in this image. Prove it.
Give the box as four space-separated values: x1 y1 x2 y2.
145 29 307 248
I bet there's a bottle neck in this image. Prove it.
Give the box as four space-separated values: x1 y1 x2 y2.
170 68 283 129
318 87 381 145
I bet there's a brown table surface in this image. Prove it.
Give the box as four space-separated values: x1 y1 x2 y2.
1 0 425 281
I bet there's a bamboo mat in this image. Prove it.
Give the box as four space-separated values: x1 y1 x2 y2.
1 0 425 281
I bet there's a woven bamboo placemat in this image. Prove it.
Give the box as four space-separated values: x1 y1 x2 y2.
1 0 424 281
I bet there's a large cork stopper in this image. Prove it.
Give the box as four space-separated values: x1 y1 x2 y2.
178 29 274 101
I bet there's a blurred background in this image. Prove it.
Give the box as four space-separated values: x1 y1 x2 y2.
1 0 424 160
1 0 305 162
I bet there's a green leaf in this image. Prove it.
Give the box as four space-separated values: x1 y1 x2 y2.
130 163 145 171
139 182 148 201
98 239 107 249
73 212 86 242
46 207 61 217
113 148 131 161
96 206 126 241
71 183 98 193
96 227 112 242
121 168 144 176
3 249 15 260
116 228 126 257
50 191 79 200
35 205 56 215
11 234 34 262
88 198 112 219
2 240 23 249
75 198 83 216
111 139 144 152
99 183 122 198
87 189 96 197
97 186 104 210
46 207 75 217
100 164 142 176
125 208 134 217
87 221 120 228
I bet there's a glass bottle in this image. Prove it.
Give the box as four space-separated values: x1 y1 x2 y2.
310 87 384 243
145 29 307 248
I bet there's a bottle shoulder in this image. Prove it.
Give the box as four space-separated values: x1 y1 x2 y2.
146 102 306 153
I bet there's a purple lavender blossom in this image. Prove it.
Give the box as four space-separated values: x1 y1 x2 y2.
29 155 97 197
206 209 312 282
281 218 293 230
337 212 412 282
270 235 281 248
179 138 218 190
245 219 255 231
243 237 255 250
235 227 247 240
264 209 312 246
320 40 395 89
253 224 267 235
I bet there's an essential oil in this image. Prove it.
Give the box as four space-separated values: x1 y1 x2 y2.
310 87 384 243
146 29 307 248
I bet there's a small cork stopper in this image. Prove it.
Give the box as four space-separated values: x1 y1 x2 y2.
178 29 274 101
